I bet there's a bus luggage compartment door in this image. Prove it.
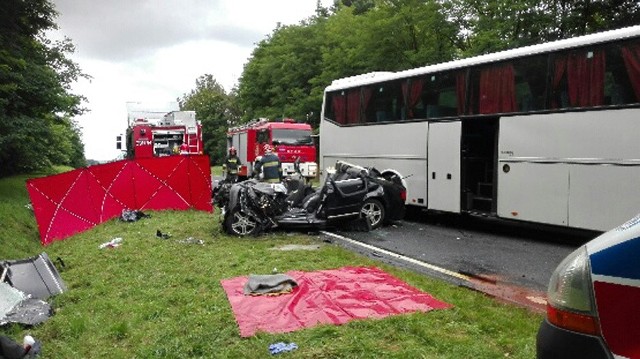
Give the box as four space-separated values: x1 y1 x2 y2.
427 122 461 213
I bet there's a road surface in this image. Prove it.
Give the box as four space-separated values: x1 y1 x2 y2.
325 211 600 311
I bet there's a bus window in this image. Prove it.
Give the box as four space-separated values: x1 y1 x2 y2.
605 39 640 105
513 55 548 112
324 90 345 124
469 63 518 115
325 89 361 125
551 48 606 109
345 88 362 124
363 80 403 123
406 71 461 120
403 78 425 119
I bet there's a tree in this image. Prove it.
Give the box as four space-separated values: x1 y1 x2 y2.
179 75 239 165
238 0 457 129
0 0 87 176
237 19 327 127
441 0 640 56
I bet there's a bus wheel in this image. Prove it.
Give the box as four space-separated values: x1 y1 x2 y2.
225 209 258 236
360 199 385 229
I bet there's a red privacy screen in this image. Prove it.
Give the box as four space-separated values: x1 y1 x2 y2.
26 155 212 245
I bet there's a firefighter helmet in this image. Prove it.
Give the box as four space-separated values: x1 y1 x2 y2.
229 146 236 154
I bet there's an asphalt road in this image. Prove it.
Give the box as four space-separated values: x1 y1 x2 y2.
326 210 601 310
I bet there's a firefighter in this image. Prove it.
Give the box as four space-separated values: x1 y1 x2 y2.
179 142 188 155
254 144 282 183
223 146 242 183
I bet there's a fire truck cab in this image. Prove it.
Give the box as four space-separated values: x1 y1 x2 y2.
120 110 203 159
227 118 317 180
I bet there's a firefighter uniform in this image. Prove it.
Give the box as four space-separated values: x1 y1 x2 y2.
224 154 241 182
255 152 282 183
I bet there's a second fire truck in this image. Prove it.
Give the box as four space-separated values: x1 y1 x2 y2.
119 110 204 159
227 118 317 180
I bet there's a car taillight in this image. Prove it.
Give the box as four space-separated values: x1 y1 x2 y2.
546 246 600 335
400 189 407 202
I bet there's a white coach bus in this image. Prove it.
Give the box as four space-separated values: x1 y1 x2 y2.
320 26 640 232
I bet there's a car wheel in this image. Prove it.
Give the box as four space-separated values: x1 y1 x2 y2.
225 208 258 236
360 198 385 229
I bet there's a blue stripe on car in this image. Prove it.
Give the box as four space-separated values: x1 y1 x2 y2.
590 236 640 280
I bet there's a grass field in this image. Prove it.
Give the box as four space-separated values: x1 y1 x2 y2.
0 171 542 358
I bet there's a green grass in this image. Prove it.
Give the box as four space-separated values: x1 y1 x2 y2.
1 172 542 358
211 165 222 177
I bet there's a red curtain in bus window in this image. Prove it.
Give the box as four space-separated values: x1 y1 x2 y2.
401 79 424 118
332 93 346 124
567 50 605 107
479 65 516 114
622 44 640 101
456 72 466 115
346 88 361 124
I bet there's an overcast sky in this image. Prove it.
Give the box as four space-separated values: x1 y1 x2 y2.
49 0 332 161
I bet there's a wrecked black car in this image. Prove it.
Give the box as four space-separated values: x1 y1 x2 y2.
216 161 406 236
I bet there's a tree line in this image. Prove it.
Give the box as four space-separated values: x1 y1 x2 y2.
0 0 87 177
180 0 639 164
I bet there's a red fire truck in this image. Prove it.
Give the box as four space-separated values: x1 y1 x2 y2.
118 110 204 159
227 118 317 180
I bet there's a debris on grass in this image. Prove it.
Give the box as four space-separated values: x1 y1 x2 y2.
99 237 123 249
120 209 150 222
0 252 65 326
178 237 204 245
1 252 67 299
0 285 52 326
269 342 298 355
156 230 171 239
271 244 320 251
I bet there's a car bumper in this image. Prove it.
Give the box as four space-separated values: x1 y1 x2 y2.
387 202 405 221
536 319 613 359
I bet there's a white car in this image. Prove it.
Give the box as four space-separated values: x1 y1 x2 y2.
537 214 640 358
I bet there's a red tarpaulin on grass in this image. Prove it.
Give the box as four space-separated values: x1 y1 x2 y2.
220 266 452 337
26 155 212 245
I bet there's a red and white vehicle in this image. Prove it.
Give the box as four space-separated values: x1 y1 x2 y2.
227 118 317 180
537 214 640 359
120 110 203 159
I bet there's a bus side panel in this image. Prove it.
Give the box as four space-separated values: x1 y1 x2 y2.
499 109 640 160
319 120 428 206
569 166 640 231
497 163 569 226
498 109 640 230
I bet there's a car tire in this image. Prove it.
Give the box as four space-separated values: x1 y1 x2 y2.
360 198 385 229
224 208 258 236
